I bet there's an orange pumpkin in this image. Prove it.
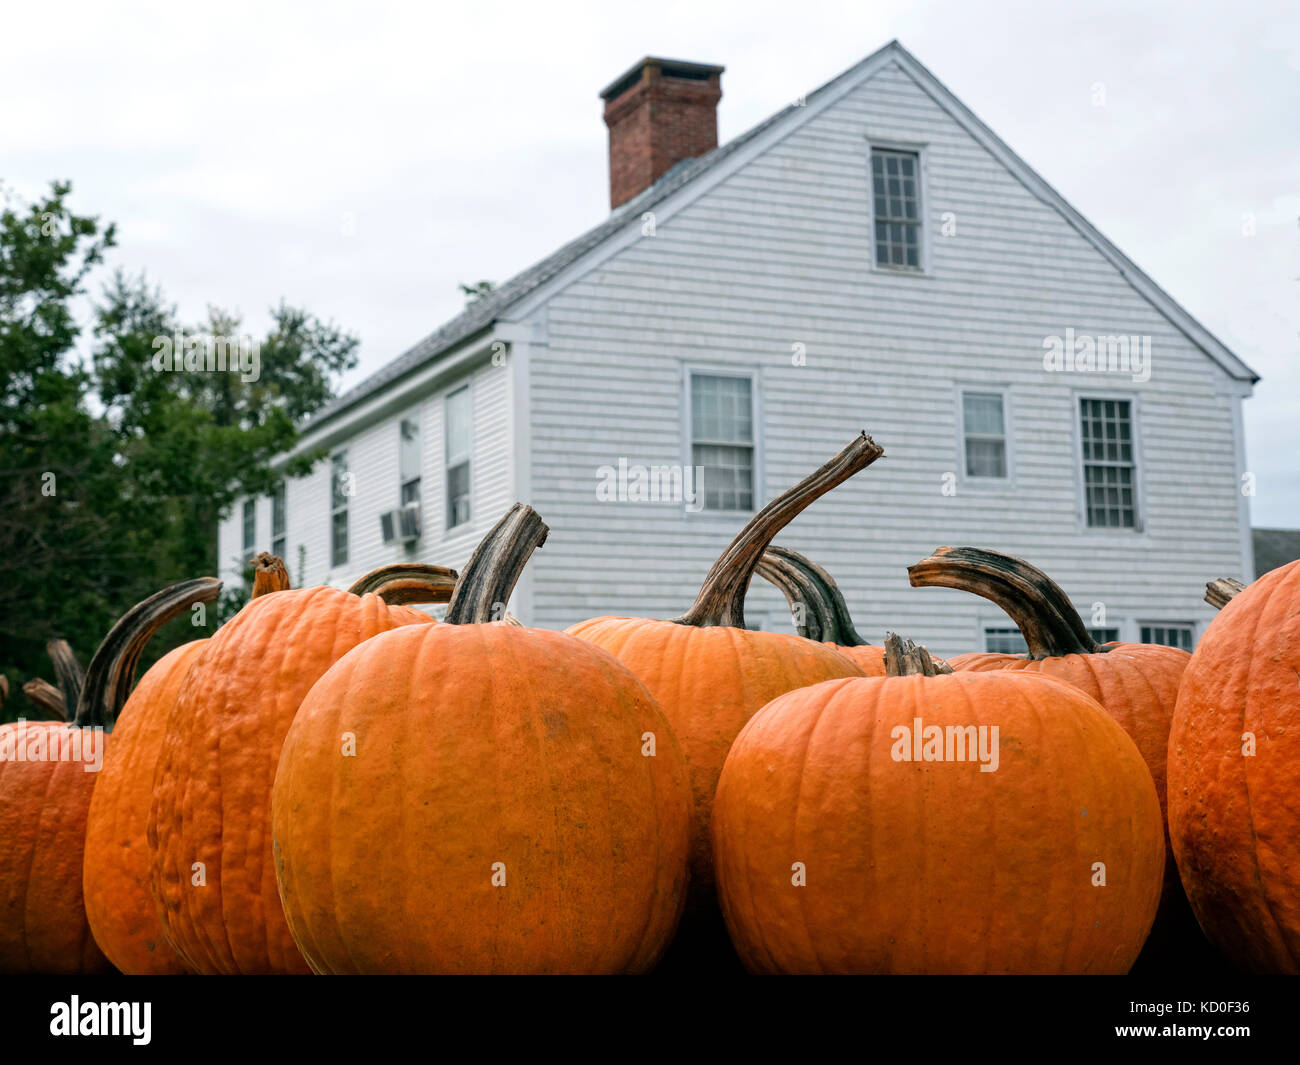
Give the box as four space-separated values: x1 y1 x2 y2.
757 545 887 675
568 435 881 910
1168 561 1300 972
907 546 1194 961
712 633 1166 973
0 577 221 974
80 558 303 975
272 504 691 973
147 554 458 975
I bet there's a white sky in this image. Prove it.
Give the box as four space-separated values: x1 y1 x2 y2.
4 0 1297 523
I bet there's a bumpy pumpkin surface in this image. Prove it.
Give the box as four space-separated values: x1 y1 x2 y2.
713 639 1166 974
0 577 220 975
148 565 442 975
272 504 691 973
568 436 882 905
83 640 208 974
1168 560 1300 972
0 720 110 974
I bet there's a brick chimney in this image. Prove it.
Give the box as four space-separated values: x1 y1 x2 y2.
600 57 724 210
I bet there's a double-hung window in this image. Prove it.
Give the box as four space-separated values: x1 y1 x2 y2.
1140 624 1194 651
1079 398 1139 529
690 372 755 512
445 387 471 531
271 482 286 558
400 416 422 509
871 147 922 270
331 452 350 567
961 391 1008 479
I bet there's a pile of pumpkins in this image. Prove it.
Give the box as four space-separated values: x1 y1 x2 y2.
0 432 1295 975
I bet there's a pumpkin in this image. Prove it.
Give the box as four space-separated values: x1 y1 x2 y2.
907 545 1197 962
712 632 1166 973
272 503 691 973
567 434 881 913
1167 561 1300 972
0 577 221 974
147 553 459 975
756 545 888 675
80 558 303 976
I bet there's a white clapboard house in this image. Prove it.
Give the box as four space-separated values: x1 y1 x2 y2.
219 40 1258 657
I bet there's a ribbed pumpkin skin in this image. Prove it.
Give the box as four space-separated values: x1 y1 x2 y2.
1168 560 1300 972
149 587 434 975
565 617 863 903
947 645 1188 879
83 640 207 975
713 672 1165 974
272 624 691 973
0 721 111 974
833 644 886 676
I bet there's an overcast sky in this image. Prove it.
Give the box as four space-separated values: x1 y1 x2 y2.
5 0 1297 524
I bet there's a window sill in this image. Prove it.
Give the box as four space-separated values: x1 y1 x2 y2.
870 263 932 279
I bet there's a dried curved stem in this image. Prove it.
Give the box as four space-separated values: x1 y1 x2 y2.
755 546 868 645
908 546 1100 659
46 639 84 709
883 632 952 676
444 504 548 626
1205 577 1246 610
347 563 459 605
74 577 223 730
23 678 68 721
251 553 291 598
674 433 884 629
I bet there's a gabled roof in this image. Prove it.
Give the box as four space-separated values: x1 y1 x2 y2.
309 40 1257 430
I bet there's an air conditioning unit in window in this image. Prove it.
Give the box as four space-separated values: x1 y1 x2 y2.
380 502 421 545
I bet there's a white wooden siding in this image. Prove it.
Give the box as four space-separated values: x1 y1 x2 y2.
518 59 1246 656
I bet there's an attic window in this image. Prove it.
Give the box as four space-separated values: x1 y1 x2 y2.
871 148 922 270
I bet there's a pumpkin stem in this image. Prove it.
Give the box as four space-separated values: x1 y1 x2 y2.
908 546 1100 659
883 632 952 676
46 639 85 709
73 577 223 730
22 678 68 721
1205 577 1245 610
673 433 884 629
347 563 459 605
251 553 291 598
443 503 549 625
756 545 867 645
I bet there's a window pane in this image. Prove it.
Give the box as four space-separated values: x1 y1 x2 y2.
965 438 1006 478
400 417 421 483
401 477 421 507
1140 625 1194 651
1080 399 1136 528
1088 627 1120 644
331 511 348 567
985 627 1028 654
331 453 349 510
870 148 923 271
445 387 471 465
446 462 470 529
963 393 1004 435
271 482 286 538
690 374 752 444
693 443 754 512
242 500 255 551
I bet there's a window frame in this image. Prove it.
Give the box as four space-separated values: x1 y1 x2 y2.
398 411 423 511
866 138 932 276
1072 389 1147 536
682 363 763 518
241 498 256 559
1138 621 1197 652
955 384 1014 487
444 383 473 534
270 481 286 559
330 450 350 568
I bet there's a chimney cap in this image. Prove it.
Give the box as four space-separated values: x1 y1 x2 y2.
599 56 725 101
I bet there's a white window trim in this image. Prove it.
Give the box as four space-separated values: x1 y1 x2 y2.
681 363 764 519
1071 389 1148 537
865 137 933 277
443 381 474 535
955 383 1014 488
